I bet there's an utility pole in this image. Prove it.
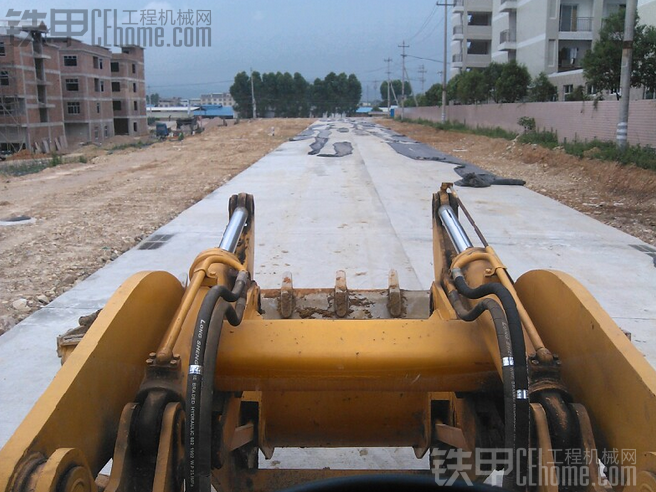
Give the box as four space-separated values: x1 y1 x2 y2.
384 57 392 114
250 67 257 119
399 40 409 119
616 0 638 149
437 1 453 123
418 64 427 93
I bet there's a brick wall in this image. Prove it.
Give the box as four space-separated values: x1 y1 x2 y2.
401 100 656 147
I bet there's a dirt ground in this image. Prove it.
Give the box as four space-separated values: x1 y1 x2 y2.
384 119 656 248
0 118 312 334
1 117 655 335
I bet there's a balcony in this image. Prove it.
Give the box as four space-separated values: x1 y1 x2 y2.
499 29 517 51
452 53 463 68
453 24 464 40
559 16 593 40
500 0 518 13
453 0 464 13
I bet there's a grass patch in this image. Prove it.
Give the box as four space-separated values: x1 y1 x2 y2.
518 130 559 149
0 160 51 177
406 118 518 140
50 153 62 167
107 141 151 152
403 118 656 171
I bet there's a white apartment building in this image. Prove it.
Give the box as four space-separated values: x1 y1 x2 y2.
200 92 234 107
451 0 656 100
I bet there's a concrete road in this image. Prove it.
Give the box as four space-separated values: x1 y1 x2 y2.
1 119 655 470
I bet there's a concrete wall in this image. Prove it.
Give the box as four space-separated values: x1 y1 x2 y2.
401 100 656 147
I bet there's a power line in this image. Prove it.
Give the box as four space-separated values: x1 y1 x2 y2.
415 12 444 45
407 54 442 63
407 4 438 42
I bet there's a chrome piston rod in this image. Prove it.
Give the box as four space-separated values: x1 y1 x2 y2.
219 206 248 253
438 204 473 254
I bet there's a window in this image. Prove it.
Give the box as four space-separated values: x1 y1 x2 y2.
132 82 137 93
112 81 120 92
104 125 109 137
113 100 122 111
468 12 491 26
111 61 119 72
96 102 101 113
0 97 18 115
63 55 77 66
94 78 100 92
587 84 597 95
467 40 490 55
65 78 79 91
93 56 101 69
0 71 8 86
132 63 136 74
99 58 103 69
94 126 99 139
0 41 5 56
559 4 578 31
133 122 138 132
67 101 81 114
563 84 574 95
133 101 138 111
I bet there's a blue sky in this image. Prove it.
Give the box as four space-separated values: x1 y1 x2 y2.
15 1 450 100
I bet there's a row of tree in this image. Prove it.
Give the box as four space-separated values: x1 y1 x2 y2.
230 71 362 118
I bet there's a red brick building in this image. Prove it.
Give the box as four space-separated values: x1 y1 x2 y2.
0 24 67 153
0 25 147 152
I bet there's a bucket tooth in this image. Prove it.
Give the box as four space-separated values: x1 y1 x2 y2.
387 269 402 318
334 270 349 318
279 272 294 319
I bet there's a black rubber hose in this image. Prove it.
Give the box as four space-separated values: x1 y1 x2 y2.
451 274 529 491
196 295 247 491
185 272 248 492
447 291 520 488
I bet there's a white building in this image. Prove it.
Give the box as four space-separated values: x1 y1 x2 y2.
451 0 656 99
199 92 234 107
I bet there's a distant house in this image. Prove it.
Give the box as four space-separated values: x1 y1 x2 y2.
147 106 201 120
354 107 373 117
193 105 234 119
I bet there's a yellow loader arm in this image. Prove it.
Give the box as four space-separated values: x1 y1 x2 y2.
1 186 655 492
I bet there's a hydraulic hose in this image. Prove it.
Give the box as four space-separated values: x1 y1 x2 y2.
196 295 247 491
185 271 249 492
450 271 529 491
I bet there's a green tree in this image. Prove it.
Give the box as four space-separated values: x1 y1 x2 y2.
495 60 531 103
380 80 412 106
146 93 160 106
446 73 462 103
528 72 558 102
420 83 443 106
582 10 653 93
482 62 504 102
230 71 253 117
634 24 656 94
457 70 488 104
565 85 590 101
